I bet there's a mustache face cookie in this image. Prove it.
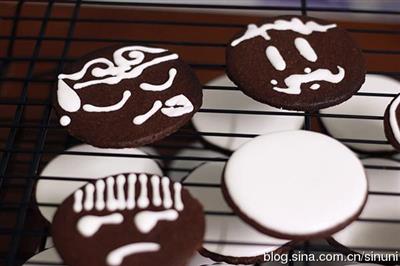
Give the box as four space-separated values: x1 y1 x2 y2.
226 16 366 111
52 173 205 266
54 45 203 148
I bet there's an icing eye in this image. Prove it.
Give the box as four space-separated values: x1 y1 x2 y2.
134 210 179 234
77 213 124 237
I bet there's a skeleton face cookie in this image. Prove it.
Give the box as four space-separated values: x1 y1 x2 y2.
54 45 202 148
226 16 366 111
52 173 205 266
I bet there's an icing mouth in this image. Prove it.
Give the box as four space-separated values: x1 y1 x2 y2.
83 90 132 112
106 242 160 266
272 66 345 95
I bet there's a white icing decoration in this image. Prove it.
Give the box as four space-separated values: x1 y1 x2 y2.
74 53 178 89
231 17 336 47
84 183 95 211
270 79 278 85
127 174 137 210
140 68 177 91
107 177 118 211
161 94 194 117
58 46 177 89
389 94 400 144
310 84 320 90
265 46 286 71
59 58 116 82
116 174 126 210
304 67 311 73
77 213 123 237
273 66 345 95
138 174 150 208
133 100 162 125
73 189 83 212
161 177 173 209
95 179 106 211
134 210 178 233
295 37 317 62
106 242 160 266
173 183 184 211
150 175 162 207
57 79 81 112
72 174 185 217
82 90 131 112
59 115 71 126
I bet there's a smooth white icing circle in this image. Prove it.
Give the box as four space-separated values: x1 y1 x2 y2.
36 144 162 222
320 74 400 152
224 130 367 238
192 75 304 151
184 162 288 260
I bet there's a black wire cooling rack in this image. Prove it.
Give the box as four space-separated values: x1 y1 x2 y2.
0 0 400 265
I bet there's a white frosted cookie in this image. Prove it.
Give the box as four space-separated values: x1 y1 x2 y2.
23 248 240 266
36 144 162 222
223 130 368 239
333 158 400 251
192 75 304 151
184 162 289 264
23 248 63 266
167 142 227 181
320 74 400 152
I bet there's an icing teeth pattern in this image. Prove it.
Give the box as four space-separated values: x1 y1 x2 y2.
72 174 184 213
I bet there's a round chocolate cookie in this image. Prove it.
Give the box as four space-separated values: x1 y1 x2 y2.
223 130 368 240
54 45 202 148
384 93 400 150
226 15 366 111
52 173 205 266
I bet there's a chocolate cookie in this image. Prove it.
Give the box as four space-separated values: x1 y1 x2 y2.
54 45 202 148
184 162 291 264
226 15 366 111
52 173 205 266
384 93 400 150
223 130 368 240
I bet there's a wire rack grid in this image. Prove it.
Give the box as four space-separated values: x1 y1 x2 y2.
0 0 400 265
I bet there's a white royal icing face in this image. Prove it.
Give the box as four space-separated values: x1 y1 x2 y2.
231 17 345 95
72 174 184 266
57 46 194 126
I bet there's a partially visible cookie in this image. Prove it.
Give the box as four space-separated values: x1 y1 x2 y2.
226 15 365 111
36 144 162 222
333 158 400 251
54 45 202 148
384 93 400 150
52 173 205 266
184 162 291 264
192 75 304 151
321 74 400 153
223 130 368 240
